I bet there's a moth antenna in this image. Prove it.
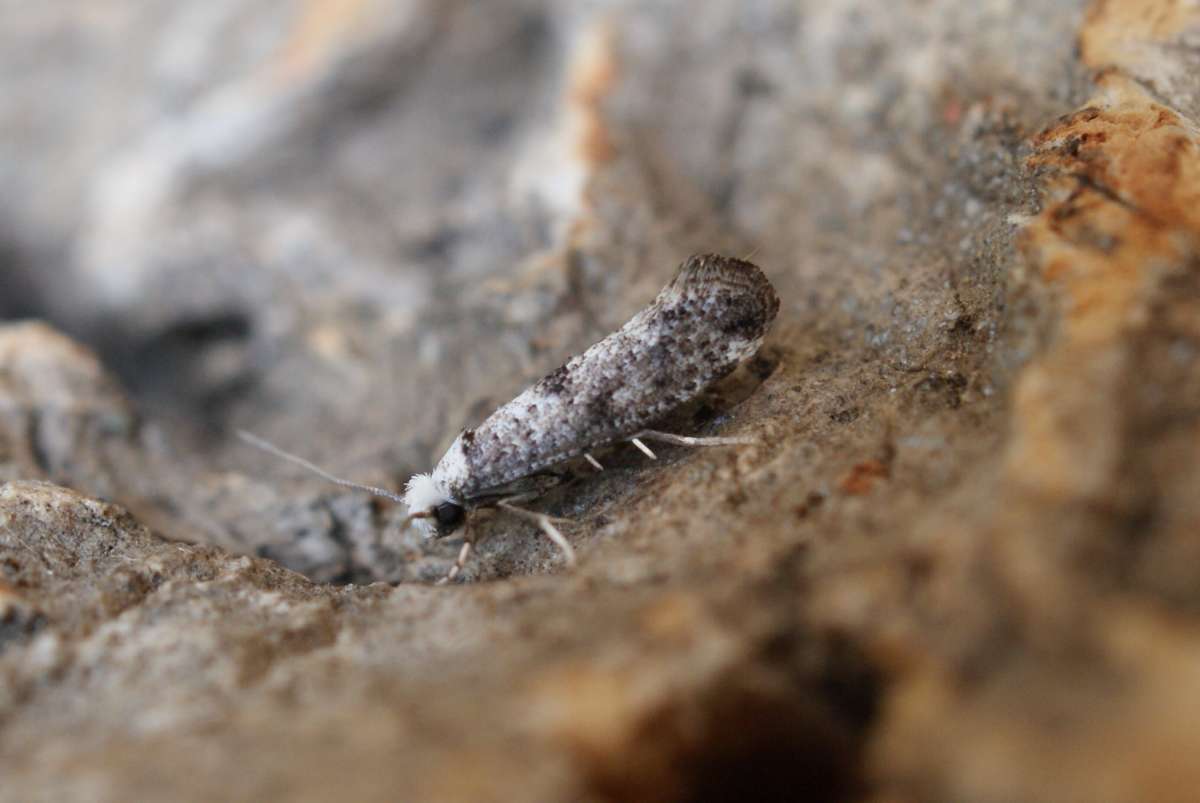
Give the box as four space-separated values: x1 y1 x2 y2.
236 430 408 506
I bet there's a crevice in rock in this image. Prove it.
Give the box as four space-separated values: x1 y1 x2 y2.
91 310 256 439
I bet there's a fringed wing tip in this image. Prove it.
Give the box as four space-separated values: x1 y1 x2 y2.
668 253 780 321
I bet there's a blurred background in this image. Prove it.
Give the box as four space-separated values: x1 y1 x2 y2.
4 2 1200 801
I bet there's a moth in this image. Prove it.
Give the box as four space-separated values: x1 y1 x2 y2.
242 253 779 582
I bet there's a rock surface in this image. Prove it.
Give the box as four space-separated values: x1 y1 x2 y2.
1 1 1199 801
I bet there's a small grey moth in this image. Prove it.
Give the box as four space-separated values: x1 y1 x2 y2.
242 253 779 582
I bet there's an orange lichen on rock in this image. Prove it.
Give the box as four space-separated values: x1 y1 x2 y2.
839 459 890 495
1029 87 1200 232
1007 75 1199 500
568 20 620 167
1080 0 1200 75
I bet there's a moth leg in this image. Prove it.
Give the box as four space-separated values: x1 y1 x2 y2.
498 492 572 524
633 429 756 448
435 517 478 585
630 437 658 460
584 452 604 471
496 499 577 568
436 539 474 586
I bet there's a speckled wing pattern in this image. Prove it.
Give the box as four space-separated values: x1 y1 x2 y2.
450 254 779 500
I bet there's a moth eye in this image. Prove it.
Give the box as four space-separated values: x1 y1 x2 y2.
434 502 465 531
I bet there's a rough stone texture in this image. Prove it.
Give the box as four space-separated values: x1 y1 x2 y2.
1 1 1198 801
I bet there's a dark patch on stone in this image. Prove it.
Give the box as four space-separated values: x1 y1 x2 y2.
914 371 969 409
830 407 860 424
0 603 46 652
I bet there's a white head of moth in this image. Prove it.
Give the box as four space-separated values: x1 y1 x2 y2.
242 253 779 580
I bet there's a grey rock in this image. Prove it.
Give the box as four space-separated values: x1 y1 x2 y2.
3 1 1200 801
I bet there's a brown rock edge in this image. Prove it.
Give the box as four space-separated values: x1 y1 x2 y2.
872 3 1200 802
